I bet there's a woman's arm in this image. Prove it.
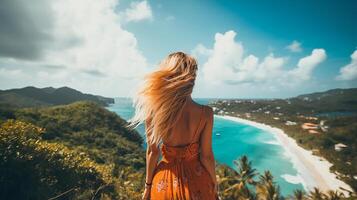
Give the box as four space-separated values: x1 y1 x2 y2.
144 118 161 185
199 106 217 186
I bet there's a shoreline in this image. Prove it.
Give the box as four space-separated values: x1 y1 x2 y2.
216 114 353 195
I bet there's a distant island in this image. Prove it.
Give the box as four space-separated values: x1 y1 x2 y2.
209 88 357 195
0 86 114 108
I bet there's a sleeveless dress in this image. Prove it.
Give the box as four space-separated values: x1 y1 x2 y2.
150 106 216 200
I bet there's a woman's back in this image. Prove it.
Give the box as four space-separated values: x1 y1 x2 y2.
150 100 217 199
162 100 206 147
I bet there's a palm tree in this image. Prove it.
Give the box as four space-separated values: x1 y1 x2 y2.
234 155 258 185
217 156 258 199
290 189 306 200
308 187 325 200
258 171 273 184
325 190 344 200
256 171 281 200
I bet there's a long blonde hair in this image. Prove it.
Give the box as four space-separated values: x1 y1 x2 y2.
127 52 198 146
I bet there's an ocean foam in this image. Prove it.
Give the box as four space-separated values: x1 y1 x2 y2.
263 140 280 145
281 174 304 185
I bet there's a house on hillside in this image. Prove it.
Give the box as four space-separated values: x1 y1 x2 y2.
335 143 347 151
308 130 320 134
302 123 319 130
301 122 322 134
285 121 297 126
320 120 329 132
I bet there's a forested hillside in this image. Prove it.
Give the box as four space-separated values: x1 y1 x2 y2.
0 101 145 199
0 86 114 108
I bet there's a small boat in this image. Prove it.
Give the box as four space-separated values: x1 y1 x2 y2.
215 133 221 136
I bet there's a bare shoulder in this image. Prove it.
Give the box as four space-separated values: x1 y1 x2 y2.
203 105 213 113
191 101 213 119
202 105 213 120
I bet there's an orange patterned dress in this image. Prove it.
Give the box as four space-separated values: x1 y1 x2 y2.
150 107 216 200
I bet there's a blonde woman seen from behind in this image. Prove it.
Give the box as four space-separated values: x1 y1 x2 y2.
128 52 219 200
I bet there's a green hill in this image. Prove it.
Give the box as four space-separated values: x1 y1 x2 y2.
0 101 145 199
0 86 114 108
290 88 357 113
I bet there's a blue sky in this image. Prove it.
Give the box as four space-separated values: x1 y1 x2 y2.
119 0 356 98
121 0 356 63
0 0 356 98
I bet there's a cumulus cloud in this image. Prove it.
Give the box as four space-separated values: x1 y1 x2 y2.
191 44 213 58
123 1 153 22
286 40 302 52
0 0 149 96
196 31 326 86
336 50 357 81
288 49 326 81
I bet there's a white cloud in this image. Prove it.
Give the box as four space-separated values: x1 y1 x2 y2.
286 40 302 52
49 0 148 77
197 31 326 86
0 0 149 97
191 44 213 58
288 49 326 81
123 1 153 22
336 50 357 81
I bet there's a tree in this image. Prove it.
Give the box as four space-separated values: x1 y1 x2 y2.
256 171 281 200
308 188 326 200
234 155 258 186
216 156 258 199
290 189 306 200
325 190 345 200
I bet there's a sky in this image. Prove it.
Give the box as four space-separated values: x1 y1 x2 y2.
0 0 356 98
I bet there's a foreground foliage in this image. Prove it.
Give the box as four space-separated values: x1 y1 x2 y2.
0 120 114 199
216 156 356 200
0 102 145 199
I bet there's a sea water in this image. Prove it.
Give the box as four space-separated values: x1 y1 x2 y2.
107 98 304 196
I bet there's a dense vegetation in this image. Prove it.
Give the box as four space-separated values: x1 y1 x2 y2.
0 86 114 108
0 101 145 199
0 120 114 199
209 88 357 194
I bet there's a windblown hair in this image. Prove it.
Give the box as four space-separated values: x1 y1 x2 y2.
127 52 198 146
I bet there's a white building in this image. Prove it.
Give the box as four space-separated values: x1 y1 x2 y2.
335 143 347 151
285 121 297 125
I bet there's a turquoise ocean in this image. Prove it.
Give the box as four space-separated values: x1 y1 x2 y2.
107 98 304 196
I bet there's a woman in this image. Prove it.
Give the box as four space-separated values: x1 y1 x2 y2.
128 52 218 200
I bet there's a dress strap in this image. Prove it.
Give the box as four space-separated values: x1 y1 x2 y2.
190 105 205 145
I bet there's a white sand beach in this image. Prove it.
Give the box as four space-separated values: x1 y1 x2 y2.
217 115 353 196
